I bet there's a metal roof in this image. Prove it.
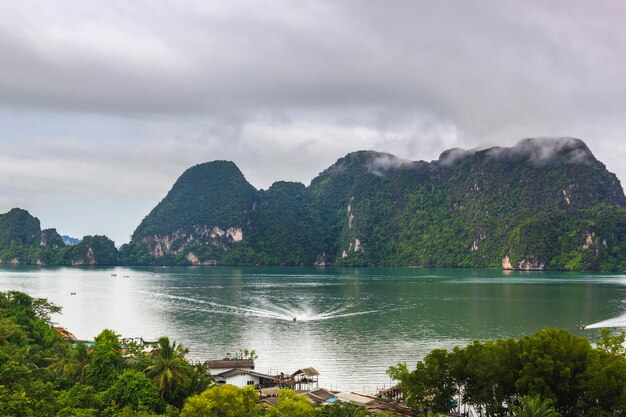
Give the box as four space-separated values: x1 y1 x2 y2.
215 368 280 381
205 359 255 369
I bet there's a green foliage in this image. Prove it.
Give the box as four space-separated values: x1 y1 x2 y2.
389 327 626 417
510 395 561 417
0 291 211 416
516 328 592 417
103 370 165 414
387 350 456 413
265 388 315 417
595 328 626 356
85 329 124 390
145 337 192 404
46 342 83 381
249 182 329 265
178 363 214 402
0 384 34 417
235 348 258 361
67 235 118 266
180 385 259 417
57 384 102 413
453 338 520 415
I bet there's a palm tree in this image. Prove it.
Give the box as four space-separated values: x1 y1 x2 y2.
74 343 91 383
511 395 562 417
145 336 191 399
46 342 80 380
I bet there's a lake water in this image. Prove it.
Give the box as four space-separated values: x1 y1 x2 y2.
1 266 625 393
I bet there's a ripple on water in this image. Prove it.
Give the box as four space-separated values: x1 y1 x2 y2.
1 266 626 392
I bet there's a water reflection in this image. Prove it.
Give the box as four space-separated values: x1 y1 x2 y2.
0 266 625 392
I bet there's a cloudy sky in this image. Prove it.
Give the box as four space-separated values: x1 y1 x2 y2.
1 1 625 244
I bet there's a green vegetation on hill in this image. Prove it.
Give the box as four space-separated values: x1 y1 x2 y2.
133 161 257 239
0 209 117 266
2 138 625 270
247 181 329 265
121 138 626 271
0 208 41 247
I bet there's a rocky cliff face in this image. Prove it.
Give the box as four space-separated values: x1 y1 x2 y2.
141 226 244 259
40 228 65 249
121 138 626 271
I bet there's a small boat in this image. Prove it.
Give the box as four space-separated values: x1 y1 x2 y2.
293 317 297 322
580 324 587 330
70 292 76 295
111 274 117 277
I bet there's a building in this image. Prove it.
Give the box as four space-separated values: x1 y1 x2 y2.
258 389 413 416
304 388 337 405
290 367 320 391
205 357 321 393
213 368 282 388
53 327 77 341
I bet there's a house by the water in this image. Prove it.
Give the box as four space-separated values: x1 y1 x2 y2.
203 356 415 415
205 357 319 390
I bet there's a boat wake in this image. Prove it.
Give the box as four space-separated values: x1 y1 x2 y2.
146 291 379 322
584 313 626 329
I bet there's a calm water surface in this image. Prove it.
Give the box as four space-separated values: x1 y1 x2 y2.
1 266 625 393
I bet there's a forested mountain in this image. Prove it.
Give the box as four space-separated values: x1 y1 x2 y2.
120 138 626 271
0 208 117 266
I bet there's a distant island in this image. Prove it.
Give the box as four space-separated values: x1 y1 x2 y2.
1 137 626 271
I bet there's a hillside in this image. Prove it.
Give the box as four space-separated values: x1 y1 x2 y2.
120 138 626 271
0 209 117 266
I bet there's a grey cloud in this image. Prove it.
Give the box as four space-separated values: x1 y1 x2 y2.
0 0 624 121
366 153 411 176
0 0 625 243
437 148 477 167
486 138 594 166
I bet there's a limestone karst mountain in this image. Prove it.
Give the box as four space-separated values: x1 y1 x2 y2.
119 138 626 271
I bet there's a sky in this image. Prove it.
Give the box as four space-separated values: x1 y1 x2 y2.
1 1 626 245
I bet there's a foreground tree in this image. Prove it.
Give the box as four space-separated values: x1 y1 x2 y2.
85 329 124 390
180 385 258 417
145 336 191 402
266 389 315 417
177 363 214 402
388 349 456 414
516 329 591 417
103 370 165 414
579 343 626 415
47 342 81 381
389 328 626 417
452 338 520 416
1 292 215 416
